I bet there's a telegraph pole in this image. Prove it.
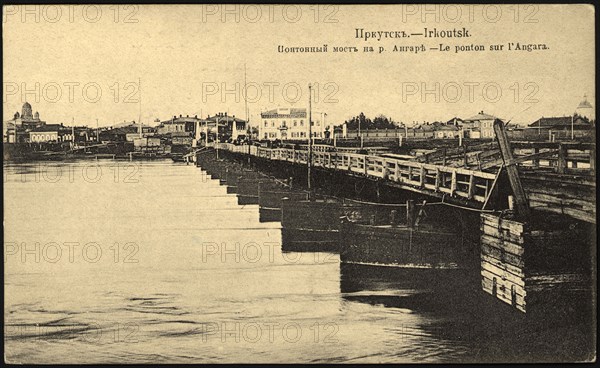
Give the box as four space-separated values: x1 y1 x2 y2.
71 117 75 149
571 113 574 140
245 64 251 162
308 83 313 192
138 77 142 139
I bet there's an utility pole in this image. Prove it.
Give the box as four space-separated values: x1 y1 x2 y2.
138 77 142 139
308 83 313 192
244 63 249 138
571 113 574 140
71 117 75 149
244 63 251 161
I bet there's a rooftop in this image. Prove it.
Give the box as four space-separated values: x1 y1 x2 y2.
465 112 497 121
529 116 591 128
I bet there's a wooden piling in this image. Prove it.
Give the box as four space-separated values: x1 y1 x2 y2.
406 200 415 228
480 212 591 314
390 210 398 227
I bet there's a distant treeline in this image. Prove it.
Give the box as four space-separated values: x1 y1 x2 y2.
344 112 401 130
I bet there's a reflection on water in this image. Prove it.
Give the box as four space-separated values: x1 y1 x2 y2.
4 160 594 363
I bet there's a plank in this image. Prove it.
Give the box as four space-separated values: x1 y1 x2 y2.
480 224 525 245
480 242 524 267
481 260 526 286
482 274 526 303
481 254 526 279
481 213 525 233
481 234 524 256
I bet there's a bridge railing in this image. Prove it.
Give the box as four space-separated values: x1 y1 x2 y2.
220 143 497 205
421 141 595 176
494 142 595 175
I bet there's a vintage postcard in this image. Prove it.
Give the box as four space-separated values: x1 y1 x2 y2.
3 3 596 364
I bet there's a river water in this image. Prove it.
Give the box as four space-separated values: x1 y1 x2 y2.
4 160 594 363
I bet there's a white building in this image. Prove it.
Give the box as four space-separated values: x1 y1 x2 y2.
463 111 499 139
259 107 328 141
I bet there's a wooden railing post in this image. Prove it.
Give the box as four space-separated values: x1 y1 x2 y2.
434 168 441 191
557 143 567 174
467 173 475 199
532 147 539 168
442 148 447 166
450 170 457 196
590 146 596 175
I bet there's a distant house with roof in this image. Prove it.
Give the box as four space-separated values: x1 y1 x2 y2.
528 116 591 130
463 111 501 139
99 121 154 142
446 117 465 127
28 123 90 143
157 115 200 136
196 112 247 143
434 124 459 139
526 115 593 139
29 124 65 143
260 107 326 141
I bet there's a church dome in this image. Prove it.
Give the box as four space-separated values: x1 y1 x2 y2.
576 94 595 121
22 102 33 119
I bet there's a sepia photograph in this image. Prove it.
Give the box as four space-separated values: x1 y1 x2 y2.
3 3 596 364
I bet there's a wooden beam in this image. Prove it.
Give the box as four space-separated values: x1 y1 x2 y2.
493 119 531 219
482 167 503 210
480 149 558 170
414 200 427 226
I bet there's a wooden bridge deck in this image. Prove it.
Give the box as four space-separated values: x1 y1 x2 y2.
216 143 595 224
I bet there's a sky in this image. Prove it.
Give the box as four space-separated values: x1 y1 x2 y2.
3 4 595 127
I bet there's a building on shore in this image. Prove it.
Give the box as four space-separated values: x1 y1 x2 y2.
195 112 247 143
434 124 460 139
462 111 499 139
3 102 47 143
99 121 155 142
29 123 73 143
525 115 594 140
446 117 465 127
157 115 199 135
259 107 328 141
